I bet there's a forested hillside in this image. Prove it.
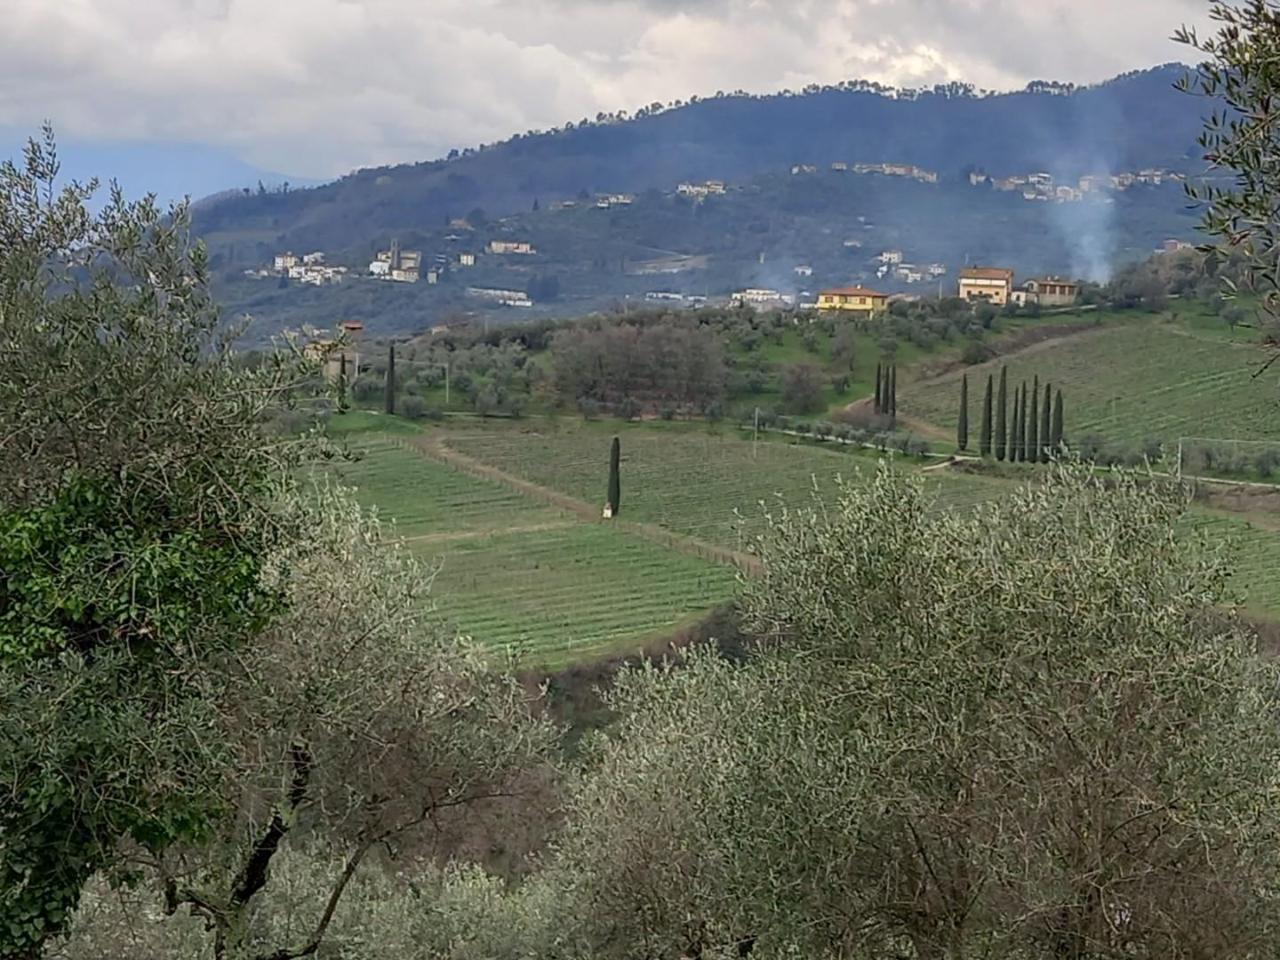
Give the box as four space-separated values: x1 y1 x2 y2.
195 65 1199 257
197 65 1210 339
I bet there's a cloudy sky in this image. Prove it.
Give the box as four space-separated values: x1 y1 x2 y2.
0 0 1211 185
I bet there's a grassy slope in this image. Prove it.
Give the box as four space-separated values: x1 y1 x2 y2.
730 312 1096 421
900 312 1274 448
442 417 1280 620
328 430 737 666
445 419 1007 550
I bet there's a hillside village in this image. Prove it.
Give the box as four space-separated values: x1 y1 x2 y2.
24 14 1280 954
221 149 1198 336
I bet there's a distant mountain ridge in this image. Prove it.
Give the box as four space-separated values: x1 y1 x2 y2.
194 64 1204 264
194 65 1211 338
0 132 319 209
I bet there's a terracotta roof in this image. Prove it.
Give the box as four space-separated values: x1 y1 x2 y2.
959 267 1014 281
819 286 888 298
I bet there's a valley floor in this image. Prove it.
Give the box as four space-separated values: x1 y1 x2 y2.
328 401 1280 666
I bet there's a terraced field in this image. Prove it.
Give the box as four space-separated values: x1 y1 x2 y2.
900 319 1274 447
421 525 737 666
329 438 568 538
445 422 1010 551
441 420 1280 619
326 421 1280 666
1183 512 1280 618
329 436 738 665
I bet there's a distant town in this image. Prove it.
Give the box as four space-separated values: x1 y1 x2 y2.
237 158 1192 312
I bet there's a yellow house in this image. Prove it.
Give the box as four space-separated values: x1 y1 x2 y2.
815 286 889 316
958 267 1014 306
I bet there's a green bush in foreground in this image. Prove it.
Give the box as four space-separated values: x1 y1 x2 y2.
0 129 313 958
550 465 1280 959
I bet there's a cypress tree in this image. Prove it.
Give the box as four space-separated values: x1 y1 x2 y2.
1028 384 1040 466
385 343 396 415
995 366 1008 461
889 365 897 419
1051 389 1065 454
607 436 621 517
1009 385 1020 462
1010 383 1022 462
1019 383 1030 462
1040 381 1052 463
979 374 993 457
337 351 349 414
957 374 970 451
874 364 882 414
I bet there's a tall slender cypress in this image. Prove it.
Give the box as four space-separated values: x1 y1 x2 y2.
607 436 621 517
1051 389 1065 454
1010 383 1021 462
337 351 349 414
385 343 396 415
979 374 993 457
874 364 882 414
1009 385 1019 462
1040 381 1052 463
995 366 1008 462
1028 385 1040 466
1019 383 1030 463
957 374 970 451
889 365 897 419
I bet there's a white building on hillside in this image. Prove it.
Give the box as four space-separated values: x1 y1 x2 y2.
369 240 421 282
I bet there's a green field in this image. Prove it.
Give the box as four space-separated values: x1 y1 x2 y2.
328 435 738 665
325 415 1280 668
900 317 1275 448
440 419 1280 620
328 437 567 537
1184 512 1280 618
444 421 1008 551
423 525 736 665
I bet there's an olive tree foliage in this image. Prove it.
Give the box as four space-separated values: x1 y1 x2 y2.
100 488 559 960
53 849 566 960
546 466 1280 960
1176 2 1280 339
0 128 319 958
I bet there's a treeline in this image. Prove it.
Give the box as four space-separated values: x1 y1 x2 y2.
750 408 930 457
550 320 727 417
962 367 1065 462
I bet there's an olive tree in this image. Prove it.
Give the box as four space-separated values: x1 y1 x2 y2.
0 128 316 958
549 466 1280 959
128 489 559 960
1177 2 1280 343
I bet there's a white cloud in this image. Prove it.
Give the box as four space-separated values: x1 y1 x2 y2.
0 0 1212 179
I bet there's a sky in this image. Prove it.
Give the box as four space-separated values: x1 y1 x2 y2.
0 0 1213 193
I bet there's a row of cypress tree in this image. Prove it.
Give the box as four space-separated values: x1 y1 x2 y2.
959 367 1065 463
873 363 897 420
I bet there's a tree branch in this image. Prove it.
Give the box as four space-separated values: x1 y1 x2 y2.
230 741 312 908
253 838 375 960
